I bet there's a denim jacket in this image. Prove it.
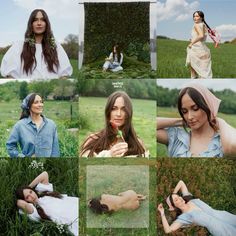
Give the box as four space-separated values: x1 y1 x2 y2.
6 115 60 157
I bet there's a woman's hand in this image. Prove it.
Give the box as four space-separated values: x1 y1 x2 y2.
110 142 128 157
188 43 193 48
158 203 165 215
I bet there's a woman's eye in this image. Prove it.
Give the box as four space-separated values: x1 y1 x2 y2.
181 109 187 114
193 106 199 111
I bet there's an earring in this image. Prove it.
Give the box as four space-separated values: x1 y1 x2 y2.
25 34 35 47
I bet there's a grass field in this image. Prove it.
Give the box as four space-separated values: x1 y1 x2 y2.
156 158 236 235
81 56 156 79
0 158 78 235
86 165 149 228
157 38 236 78
157 106 236 157
0 99 79 157
79 97 156 157
79 158 157 236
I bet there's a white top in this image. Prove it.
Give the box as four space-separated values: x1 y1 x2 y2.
0 41 73 79
19 183 79 236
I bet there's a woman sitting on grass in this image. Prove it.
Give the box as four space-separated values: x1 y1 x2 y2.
88 190 146 214
16 171 78 236
6 93 60 158
103 44 123 72
80 91 149 157
157 82 236 157
157 180 236 235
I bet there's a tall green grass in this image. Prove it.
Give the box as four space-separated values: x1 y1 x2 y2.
157 38 236 78
0 158 78 235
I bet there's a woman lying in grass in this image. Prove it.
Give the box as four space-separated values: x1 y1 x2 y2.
88 190 146 214
15 171 78 236
158 180 236 235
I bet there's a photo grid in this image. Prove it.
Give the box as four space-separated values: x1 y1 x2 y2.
0 0 236 236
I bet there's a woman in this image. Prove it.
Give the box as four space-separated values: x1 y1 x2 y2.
103 44 123 72
6 93 60 157
16 171 78 236
157 82 236 157
80 91 148 157
88 190 146 214
186 11 212 79
0 9 72 79
157 180 236 235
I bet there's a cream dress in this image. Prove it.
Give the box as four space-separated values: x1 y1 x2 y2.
186 22 212 79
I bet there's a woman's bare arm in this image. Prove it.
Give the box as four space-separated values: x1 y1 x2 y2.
29 171 49 188
173 180 189 195
189 23 205 47
17 199 34 214
158 203 183 233
156 118 183 145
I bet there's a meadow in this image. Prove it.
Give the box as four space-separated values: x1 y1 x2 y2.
157 106 236 157
79 158 157 236
156 158 236 235
79 97 156 157
157 38 236 78
0 99 79 157
0 158 78 235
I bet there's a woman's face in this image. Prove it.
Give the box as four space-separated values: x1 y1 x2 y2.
193 12 202 23
32 11 46 35
110 96 126 128
171 194 185 208
181 93 208 130
30 95 44 115
113 46 117 53
23 189 38 203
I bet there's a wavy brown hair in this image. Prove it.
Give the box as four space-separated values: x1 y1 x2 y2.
178 87 218 132
80 91 145 157
20 9 59 75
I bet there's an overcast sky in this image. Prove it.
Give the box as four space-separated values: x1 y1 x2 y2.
0 0 79 47
157 79 236 92
157 0 236 42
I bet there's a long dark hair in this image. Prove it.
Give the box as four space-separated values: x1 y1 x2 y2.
169 193 194 218
16 186 62 221
20 9 59 75
193 11 212 31
88 197 111 214
112 44 121 63
80 91 145 157
178 87 218 131
20 93 43 120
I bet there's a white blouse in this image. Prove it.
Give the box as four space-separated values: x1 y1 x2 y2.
0 41 73 79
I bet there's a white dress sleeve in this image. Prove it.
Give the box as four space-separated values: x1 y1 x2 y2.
119 53 123 65
56 42 73 77
35 182 54 192
0 41 23 78
19 203 41 222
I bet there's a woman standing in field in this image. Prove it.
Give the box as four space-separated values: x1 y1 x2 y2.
16 171 78 236
157 180 236 235
88 190 146 214
157 82 236 157
80 91 149 157
103 44 123 72
186 11 212 79
0 9 72 79
6 93 60 157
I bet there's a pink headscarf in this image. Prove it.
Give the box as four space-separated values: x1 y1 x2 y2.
180 82 221 120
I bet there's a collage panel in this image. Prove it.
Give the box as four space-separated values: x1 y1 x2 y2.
79 158 157 236
78 0 157 79
156 158 236 235
0 79 79 158
0 158 79 235
156 0 236 78
157 79 236 158
0 1 78 79
78 79 156 158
